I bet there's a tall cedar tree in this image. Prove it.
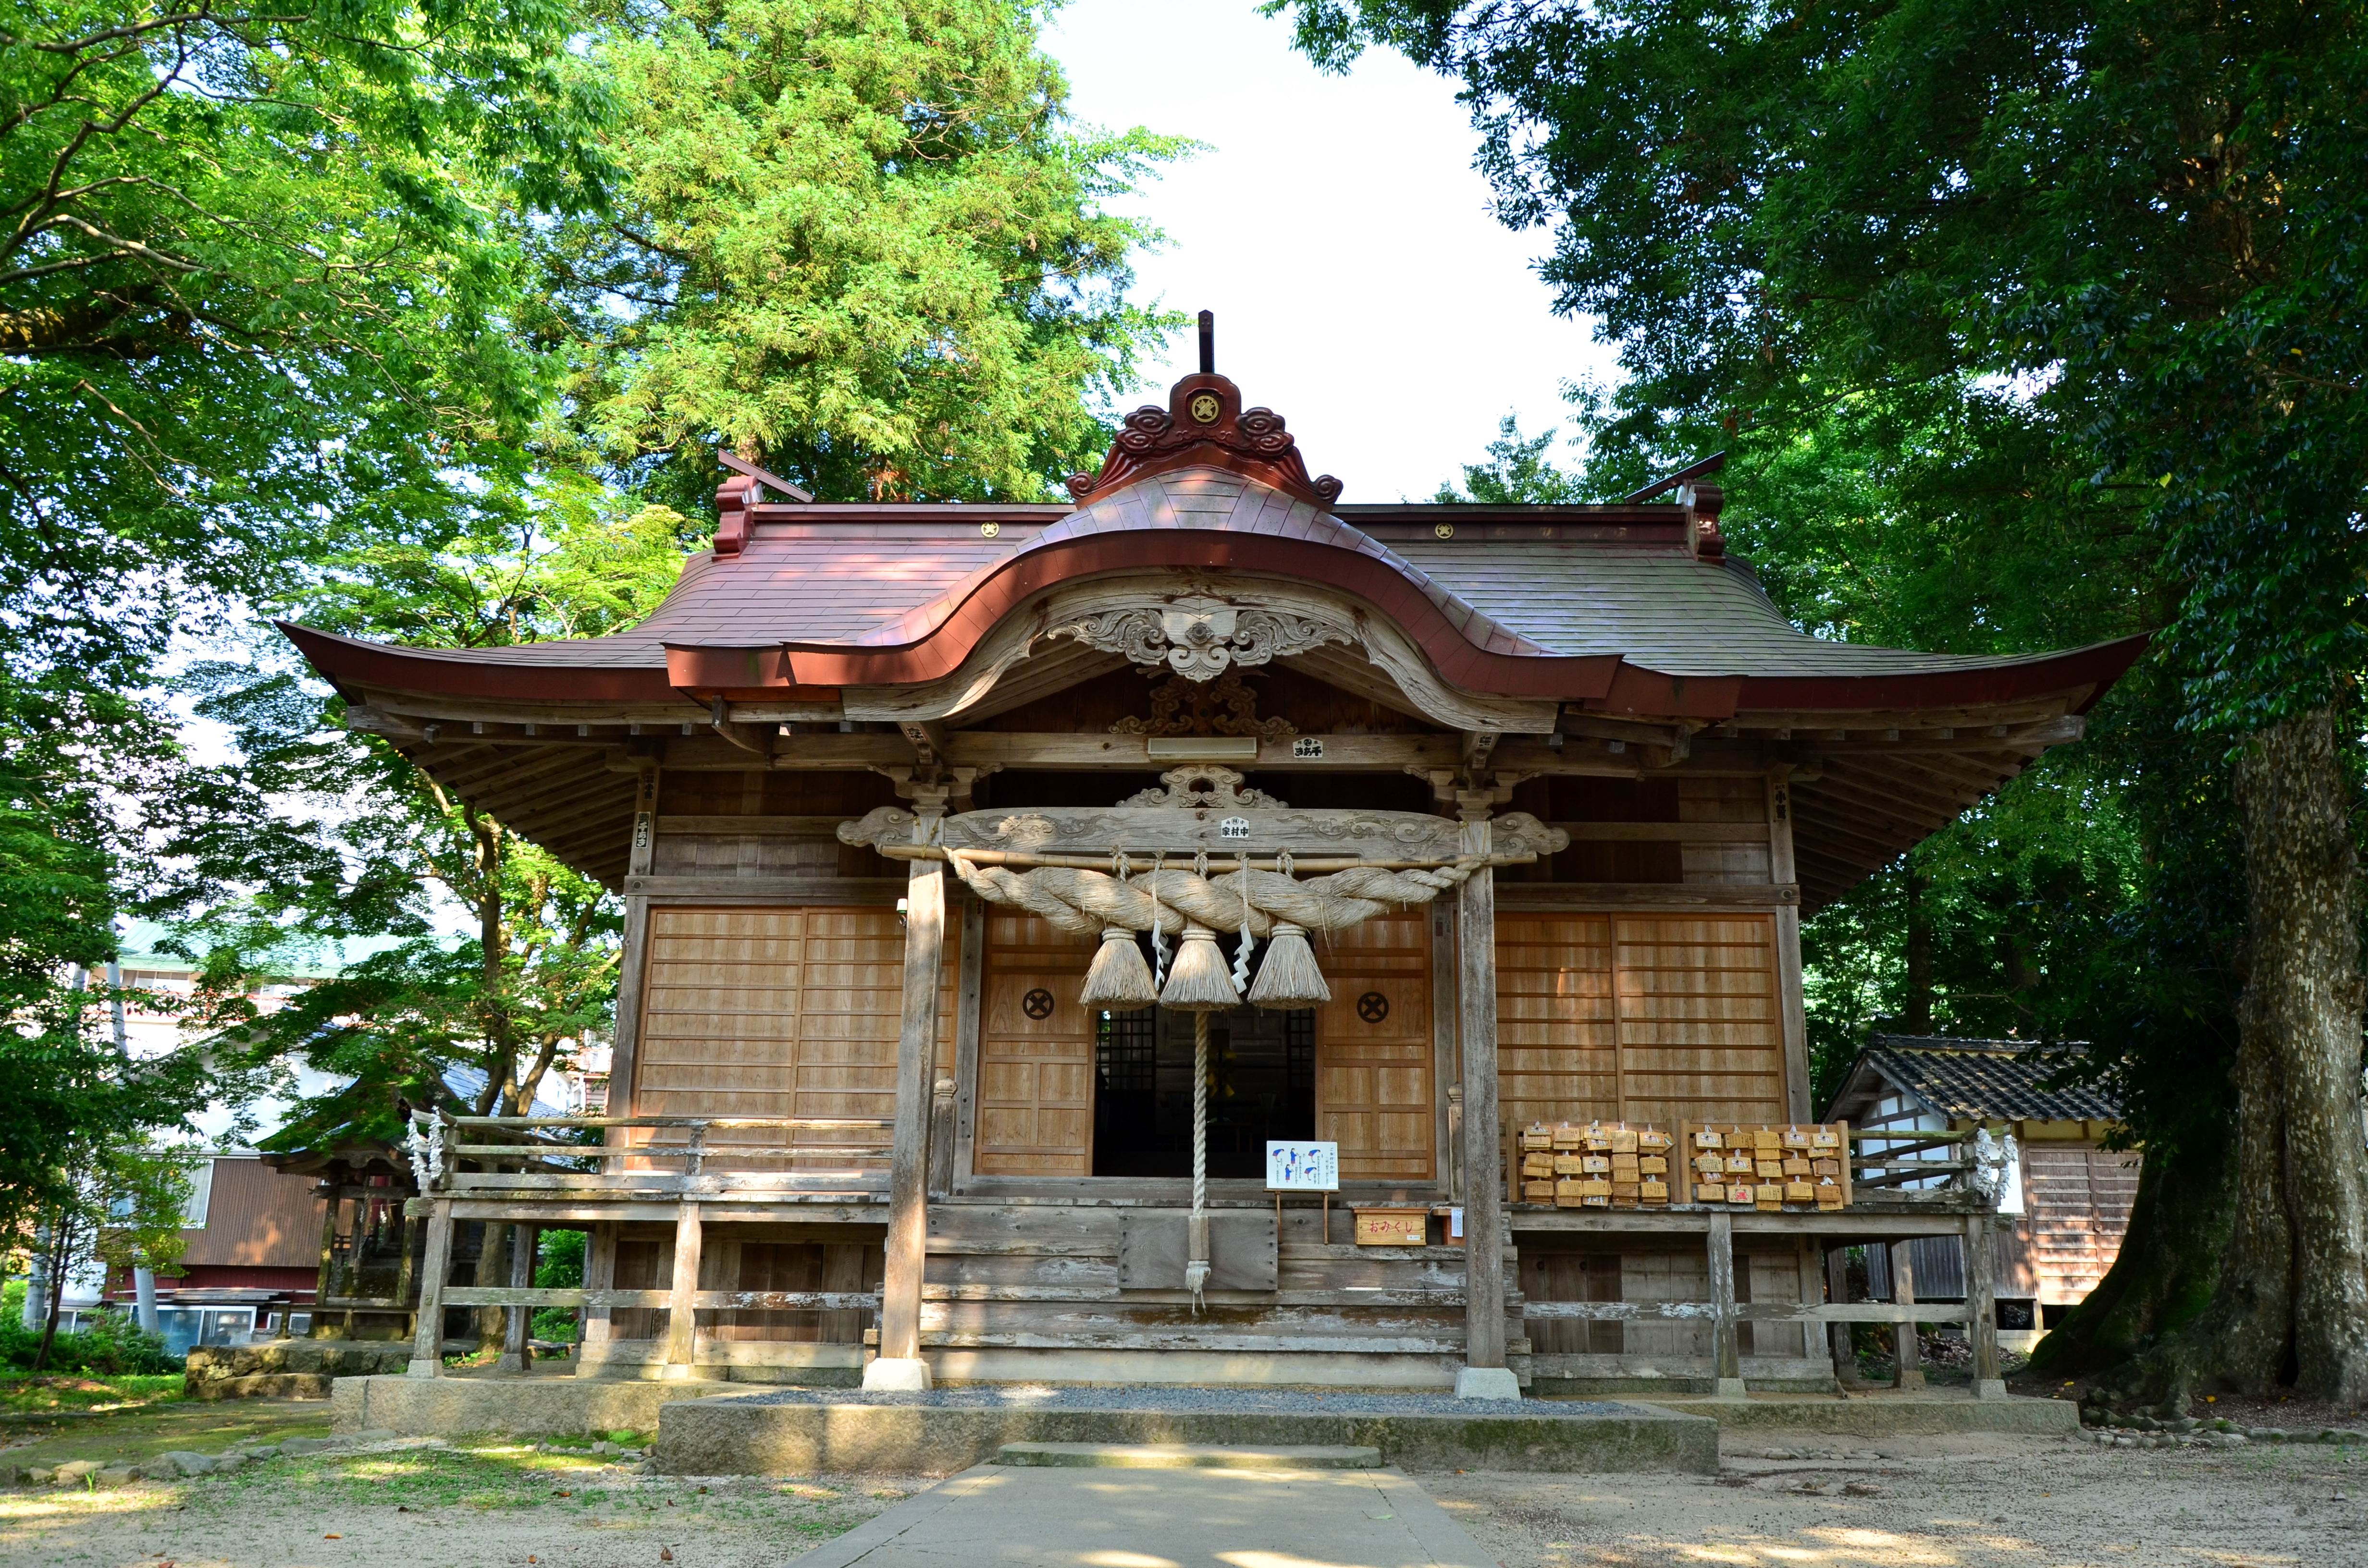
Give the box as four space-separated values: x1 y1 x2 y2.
1309 0 2368 1398
530 0 1184 505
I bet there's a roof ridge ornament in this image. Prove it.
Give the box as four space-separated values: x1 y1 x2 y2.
1067 311 1343 509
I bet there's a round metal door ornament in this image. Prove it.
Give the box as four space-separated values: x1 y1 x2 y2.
1022 988 1056 1020
1356 991 1390 1024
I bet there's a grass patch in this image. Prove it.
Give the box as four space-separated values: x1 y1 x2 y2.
185 1444 905 1542
0 1373 185 1417
0 1396 330 1469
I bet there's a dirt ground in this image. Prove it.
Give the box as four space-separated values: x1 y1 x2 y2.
0 1400 332 1473
1428 1430 2368 1568
4 1423 2363 1567
0 1438 922 1568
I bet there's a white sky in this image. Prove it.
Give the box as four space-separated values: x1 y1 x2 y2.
1043 0 1621 502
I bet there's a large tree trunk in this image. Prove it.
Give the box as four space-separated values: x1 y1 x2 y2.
2219 706 2368 1402
2027 1133 2231 1383
474 1221 511 1351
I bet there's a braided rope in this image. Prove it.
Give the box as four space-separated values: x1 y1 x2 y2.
943 856 1485 939
1187 1010 1210 1311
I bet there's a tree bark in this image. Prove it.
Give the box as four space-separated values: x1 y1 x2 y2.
2223 706 2368 1402
2028 1134 2231 1384
473 1220 510 1351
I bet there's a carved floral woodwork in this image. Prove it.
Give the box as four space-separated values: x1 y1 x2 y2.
1048 593 1355 684
1110 669 1295 741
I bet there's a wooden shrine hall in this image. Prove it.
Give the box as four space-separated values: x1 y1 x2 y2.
286 328 2141 1398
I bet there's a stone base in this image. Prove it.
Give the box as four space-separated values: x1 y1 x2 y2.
658 1390 1716 1476
332 1373 765 1438
1637 1391 2081 1437
185 1340 414 1401
1453 1367 1520 1402
863 1357 932 1392
1709 1378 1749 1400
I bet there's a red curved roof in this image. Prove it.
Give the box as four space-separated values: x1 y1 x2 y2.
282 465 2142 722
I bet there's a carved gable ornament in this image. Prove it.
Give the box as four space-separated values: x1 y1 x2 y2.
839 766 1569 862
1066 371 1342 508
1048 593 1353 683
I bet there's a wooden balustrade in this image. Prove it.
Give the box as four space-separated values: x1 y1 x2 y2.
419 1114 898 1200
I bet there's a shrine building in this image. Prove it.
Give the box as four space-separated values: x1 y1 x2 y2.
284 329 2140 1399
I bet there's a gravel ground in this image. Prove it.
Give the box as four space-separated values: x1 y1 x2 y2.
724 1384 1632 1418
1428 1430 2368 1568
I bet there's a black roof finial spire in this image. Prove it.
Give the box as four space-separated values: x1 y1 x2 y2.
1197 309 1214 375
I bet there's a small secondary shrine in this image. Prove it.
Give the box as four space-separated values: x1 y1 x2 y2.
287 322 2139 1397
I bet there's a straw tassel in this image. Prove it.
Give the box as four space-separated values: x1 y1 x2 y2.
1246 921 1331 1009
1158 922 1240 1011
1079 927 1157 1010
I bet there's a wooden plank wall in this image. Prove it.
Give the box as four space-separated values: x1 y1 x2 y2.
2023 1144 2142 1305
976 913 1096 1176
1495 913 1786 1133
1314 912 1433 1182
632 906 956 1163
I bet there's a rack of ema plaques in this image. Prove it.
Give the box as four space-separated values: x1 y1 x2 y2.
1511 1121 1853 1213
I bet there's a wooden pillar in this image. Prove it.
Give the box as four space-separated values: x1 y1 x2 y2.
1707 1210 1744 1396
1824 1244 1858 1386
1966 1214 2005 1398
1766 772 1812 1120
407 1200 453 1378
875 791 949 1387
1890 1240 1924 1388
579 1224 615 1375
661 1202 703 1379
950 896 985 1190
1455 802 1507 1380
1431 895 1460 1196
928 1076 957 1198
497 1223 536 1374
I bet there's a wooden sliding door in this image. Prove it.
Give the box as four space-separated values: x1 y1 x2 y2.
975 913 1096 1176
1314 911 1434 1181
632 905 954 1164
1495 911 1785 1132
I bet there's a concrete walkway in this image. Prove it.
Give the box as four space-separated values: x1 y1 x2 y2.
790 1461 1493 1567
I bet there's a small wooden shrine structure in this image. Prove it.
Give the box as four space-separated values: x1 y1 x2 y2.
285 331 2139 1396
1827 1034 2138 1353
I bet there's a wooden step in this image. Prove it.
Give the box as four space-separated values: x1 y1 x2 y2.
997 1442 1382 1470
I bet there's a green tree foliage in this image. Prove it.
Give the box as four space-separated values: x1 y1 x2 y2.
0 0 612 1211
1341 0 2368 1395
160 498 691 1133
533 0 1186 504
1432 416 1585 504
9 1142 197 1370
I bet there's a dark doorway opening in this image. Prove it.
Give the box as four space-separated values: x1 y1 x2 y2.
1091 937 1315 1177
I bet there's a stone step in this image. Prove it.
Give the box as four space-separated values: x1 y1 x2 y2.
996 1442 1383 1470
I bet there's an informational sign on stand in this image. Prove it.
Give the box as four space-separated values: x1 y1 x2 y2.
1264 1141 1339 1191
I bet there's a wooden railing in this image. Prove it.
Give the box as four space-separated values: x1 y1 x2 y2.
1849 1127 1979 1200
421 1114 896 1200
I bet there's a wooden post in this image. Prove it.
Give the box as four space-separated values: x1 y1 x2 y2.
579 1223 615 1375
1766 772 1813 1119
874 790 948 1388
497 1223 536 1374
1890 1240 1924 1388
1707 1210 1744 1396
407 1200 453 1378
1824 1244 1859 1386
1455 795 1511 1393
928 1076 957 1198
1431 896 1459 1195
1966 1213 2005 1398
950 896 986 1190
661 1201 703 1379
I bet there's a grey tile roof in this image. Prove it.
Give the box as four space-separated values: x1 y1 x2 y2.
339 470 2108 681
1851 1034 2123 1122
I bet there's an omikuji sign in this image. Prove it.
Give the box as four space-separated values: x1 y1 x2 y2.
1266 1141 1339 1192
